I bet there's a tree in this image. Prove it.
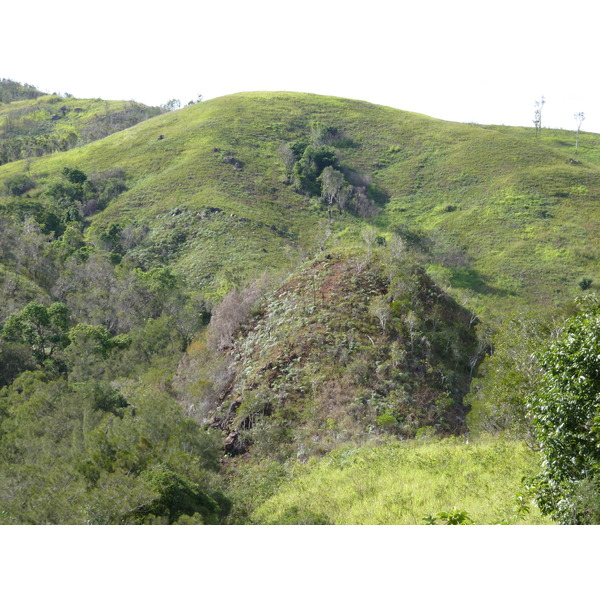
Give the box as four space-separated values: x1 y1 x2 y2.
369 296 391 334
319 166 346 223
187 94 203 106
65 324 131 381
574 111 585 154
533 96 545 137
2 301 70 366
528 296 600 523
3 174 35 197
162 99 181 112
293 145 337 195
62 167 87 185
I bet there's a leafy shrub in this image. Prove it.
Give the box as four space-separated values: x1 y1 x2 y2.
3 174 35 197
528 296 600 523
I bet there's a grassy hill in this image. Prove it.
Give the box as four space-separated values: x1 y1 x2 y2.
0 79 161 166
1 91 597 320
1 89 598 524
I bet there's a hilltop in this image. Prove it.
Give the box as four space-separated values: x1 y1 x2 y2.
1 90 597 321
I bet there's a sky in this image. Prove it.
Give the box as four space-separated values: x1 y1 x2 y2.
2 0 599 133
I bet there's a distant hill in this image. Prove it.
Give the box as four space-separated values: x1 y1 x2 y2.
0 78 45 103
0 78 161 166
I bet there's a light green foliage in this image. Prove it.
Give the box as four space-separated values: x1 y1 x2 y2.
466 311 563 440
252 437 550 524
423 507 473 525
528 296 600 523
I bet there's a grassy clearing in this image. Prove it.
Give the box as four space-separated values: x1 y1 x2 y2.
252 435 551 525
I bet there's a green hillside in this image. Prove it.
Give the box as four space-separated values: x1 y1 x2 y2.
1 91 597 318
1 89 599 524
250 437 550 525
0 79 161 166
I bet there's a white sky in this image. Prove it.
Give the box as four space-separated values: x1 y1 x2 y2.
2 0 599 132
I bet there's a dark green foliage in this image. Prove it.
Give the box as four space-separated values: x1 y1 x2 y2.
0 372 228 524
0 342 36 389
466 312 558 440
45 178 86 223
80 381 128 415
130 466 225 524
62 167 87 185
293 144 338 195
578 277 593 291
3 173 35 197
0 79 44 103
2 301 70 366
528 296 600 523
41 167 127 225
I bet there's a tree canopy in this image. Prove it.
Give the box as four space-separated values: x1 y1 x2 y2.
528 296 600 523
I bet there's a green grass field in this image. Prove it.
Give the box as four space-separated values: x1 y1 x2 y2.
252 436 551 525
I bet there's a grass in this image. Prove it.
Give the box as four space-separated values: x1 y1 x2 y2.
0 93 160 164
1 91 599 315
252 435 552 525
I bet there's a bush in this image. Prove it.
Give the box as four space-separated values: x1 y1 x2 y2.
3 174 35 197
528 296 600 523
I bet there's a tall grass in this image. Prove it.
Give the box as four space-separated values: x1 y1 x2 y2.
252 436 551 525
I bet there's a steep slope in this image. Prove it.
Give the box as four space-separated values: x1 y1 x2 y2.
0 91 598 317
175 247 479 462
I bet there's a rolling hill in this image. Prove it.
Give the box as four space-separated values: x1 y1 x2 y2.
1 88 599 524
1 91 597 320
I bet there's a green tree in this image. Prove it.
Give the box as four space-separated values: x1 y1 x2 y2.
319 166 348 223
293 145 338 195
62 167 88 185
466 312 557 440
2 301 70 366
528 296 600 523
65 324 131 381
3 173 35 197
